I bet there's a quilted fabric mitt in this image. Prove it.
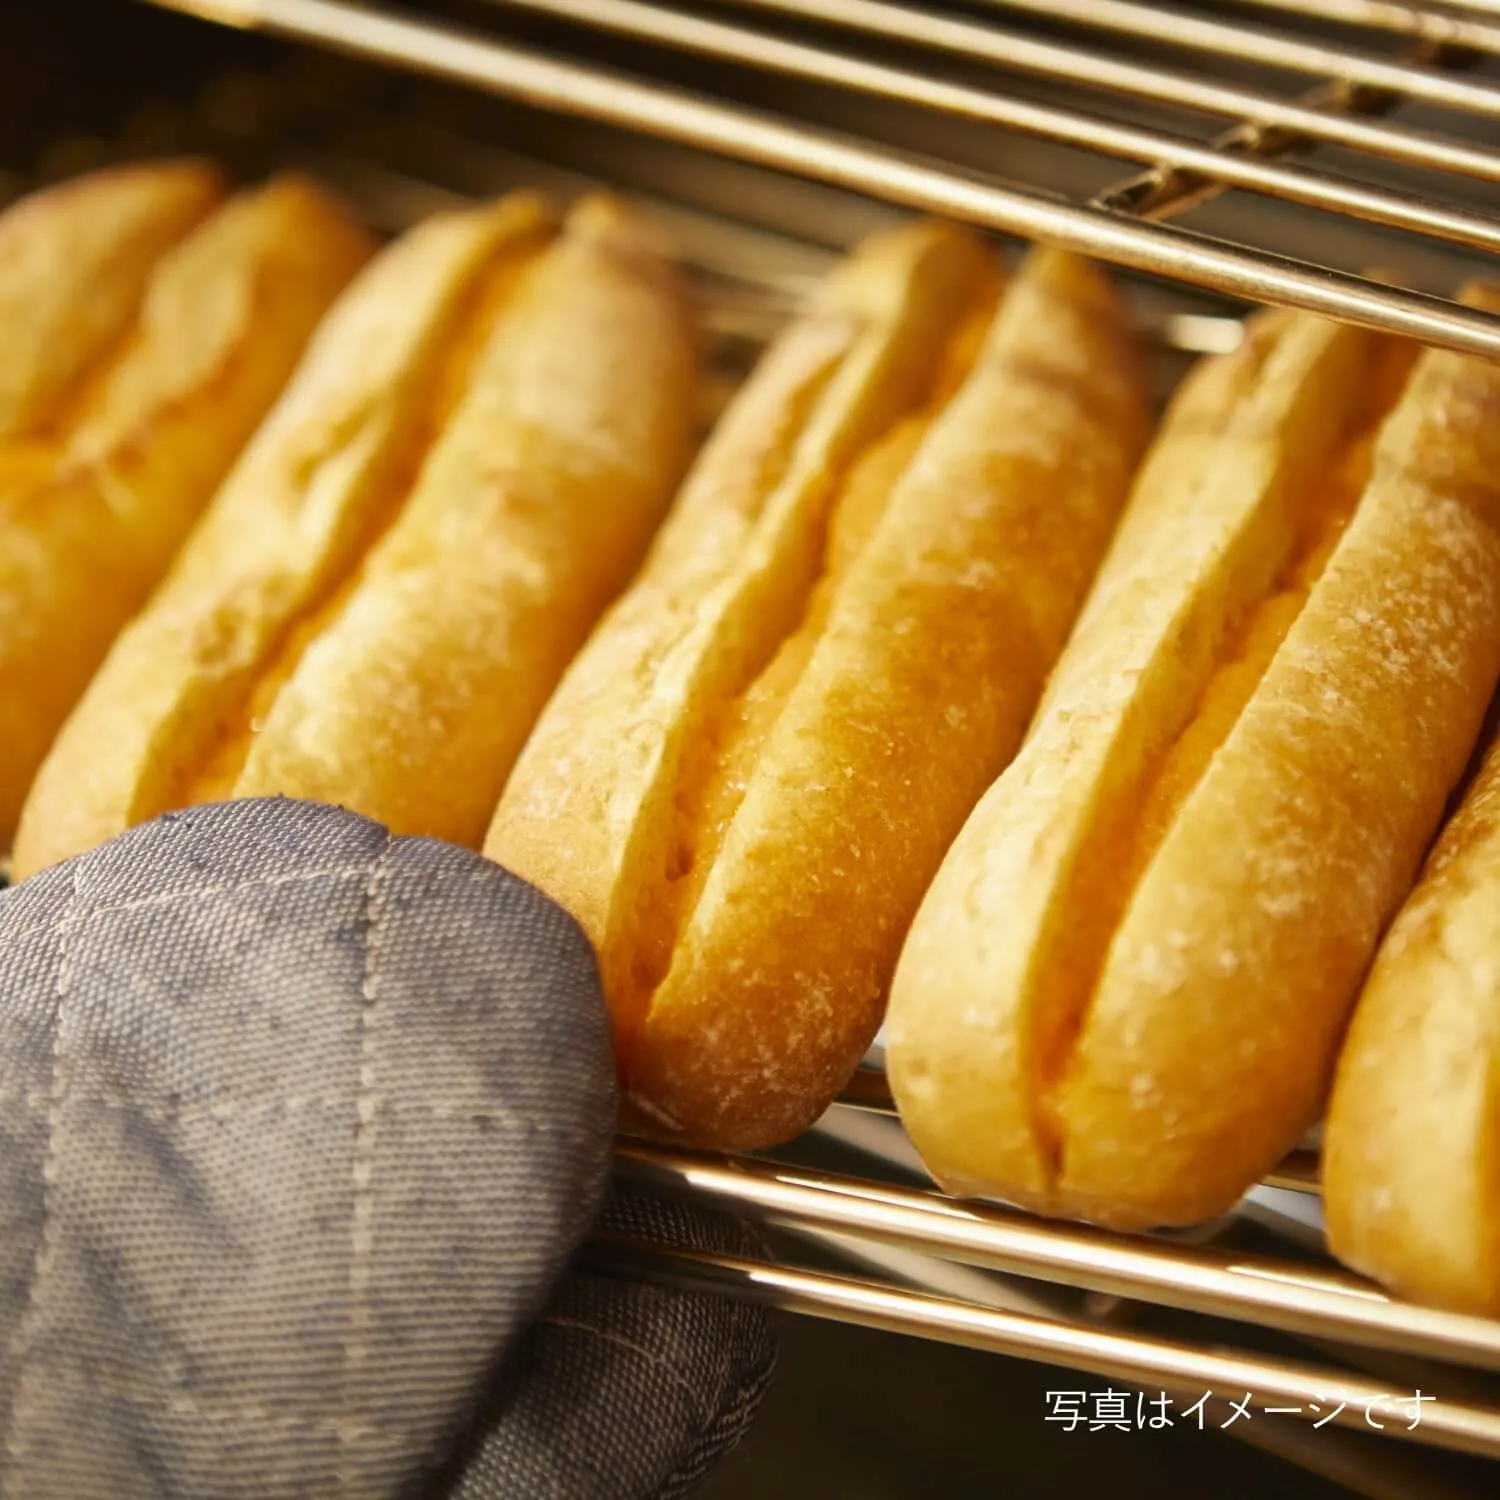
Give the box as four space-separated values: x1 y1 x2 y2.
0 797 774 1499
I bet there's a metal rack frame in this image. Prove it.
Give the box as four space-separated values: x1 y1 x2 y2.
142 0 1500 351
85 0 1500 1480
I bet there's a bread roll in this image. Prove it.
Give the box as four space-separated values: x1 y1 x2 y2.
486 223 1151 1149
13 191 695 878
1325 716 1500 1314
0 161 221 440
887 290 1500 1231
0 163 372 842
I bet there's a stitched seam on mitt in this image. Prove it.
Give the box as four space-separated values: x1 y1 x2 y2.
0 860 84 1496
0 864 370 959
338 835 394 1484
540 1315 712 1425
5 1375 404 1434
0 1087 592 1137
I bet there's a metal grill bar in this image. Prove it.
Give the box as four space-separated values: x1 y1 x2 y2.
1264 1151 1323 1193
1232 0 1500 56
142 0 1500 361
727 0 1500 185
616 1143 1500 1369
974 0 1500 120
488 0 1500 251
1088 39 1440 221
584 1236 1500 1457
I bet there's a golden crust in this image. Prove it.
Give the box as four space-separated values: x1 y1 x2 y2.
229 195 696 845
14 192 694 875
488 220 998 987
0 170 371 849
0 160 224 441
487 228 1150 1149
888 290 1500 1230
1332 657 1500 1314
1325 711 1500 1315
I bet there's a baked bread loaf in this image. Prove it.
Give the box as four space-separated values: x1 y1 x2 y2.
887 290 1500 1231
486 222 1151 1150
1325 714 1500 1314
13 192 695 878
0 162 371 843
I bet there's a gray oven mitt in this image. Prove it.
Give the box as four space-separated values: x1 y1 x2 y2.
0 798 774 1499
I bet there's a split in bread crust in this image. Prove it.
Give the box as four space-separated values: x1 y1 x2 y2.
487 223 1151 1149
887 289 1500 1230
0 163 372 845
1325 713 1500 1314
12 191 695 878
0 161 222 442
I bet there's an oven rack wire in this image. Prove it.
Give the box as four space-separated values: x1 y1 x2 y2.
139 0 1500 353
59 0 1500 1480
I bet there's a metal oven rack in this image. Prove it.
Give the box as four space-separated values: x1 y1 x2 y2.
37 0 1500 1489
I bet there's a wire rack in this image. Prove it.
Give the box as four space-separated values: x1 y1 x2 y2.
35 0 1500 1488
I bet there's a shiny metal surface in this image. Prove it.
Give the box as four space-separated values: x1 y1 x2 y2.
1204 0 1500 58
585 1237 1500 1458
974 0 1500 119
725 0 1500 186
489 0 1500 251
1264 1149 1324 1194
615 1143 1500 1370
141 0 1500 362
